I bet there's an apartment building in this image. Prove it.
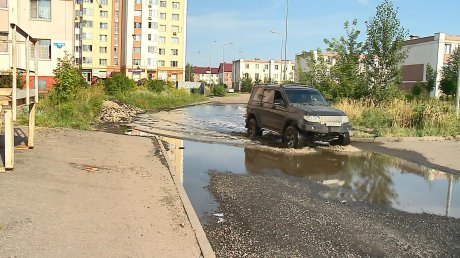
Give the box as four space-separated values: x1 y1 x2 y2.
0 0 74 90
192 66 218 84
232 59 295 91
122 0 186 81
402 33 460 96
75 0 123 83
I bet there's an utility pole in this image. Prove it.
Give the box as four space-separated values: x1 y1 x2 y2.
270 30 283 84
284 0 289 83
456 52 460 116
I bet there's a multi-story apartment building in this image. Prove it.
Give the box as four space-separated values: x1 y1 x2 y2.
402 33 460 96
192 66 218 84
232 59 295 91
0 0 74 90
122 0 186 82
75 0 123 83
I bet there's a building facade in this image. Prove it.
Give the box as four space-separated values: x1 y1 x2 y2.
294 51 337 83
218 62 232 86
0 0 74 90
122 0 186 82
232 59 295 91
402 33 460 96
192 66 218 84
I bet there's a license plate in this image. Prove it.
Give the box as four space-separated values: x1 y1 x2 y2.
325 122 341 127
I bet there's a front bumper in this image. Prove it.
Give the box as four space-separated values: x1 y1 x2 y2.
299 122 352 134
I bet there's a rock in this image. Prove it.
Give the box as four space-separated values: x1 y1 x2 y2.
99 100 144 123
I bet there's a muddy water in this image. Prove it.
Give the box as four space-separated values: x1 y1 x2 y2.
137 104 460 221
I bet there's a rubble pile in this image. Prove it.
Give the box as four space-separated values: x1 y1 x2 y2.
99 100 143 123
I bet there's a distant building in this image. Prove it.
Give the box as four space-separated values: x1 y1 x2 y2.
218 63 232 87
0 0 74 90
232 59 295 91
192 66 218 84
402 33 460 96
294 51 337 83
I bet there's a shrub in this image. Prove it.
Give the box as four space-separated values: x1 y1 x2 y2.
115 89 207 110
53 53 87 103
146 79 167 93
241 77 253 93
212 84 226 96
0 70 24 89
104 73 135 95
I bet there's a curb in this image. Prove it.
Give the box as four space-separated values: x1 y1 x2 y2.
156 136 216 258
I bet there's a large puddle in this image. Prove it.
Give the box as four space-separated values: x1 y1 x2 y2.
135 104 460 221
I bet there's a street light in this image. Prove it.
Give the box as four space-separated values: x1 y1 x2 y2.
131 34 135 79
222 42 233 84
284 0 289 82
456 53 460 116
270 30 283 84
209 40 216 84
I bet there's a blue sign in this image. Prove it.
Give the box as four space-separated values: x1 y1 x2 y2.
53 42 65 49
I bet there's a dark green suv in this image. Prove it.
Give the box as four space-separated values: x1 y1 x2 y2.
246 84 352 148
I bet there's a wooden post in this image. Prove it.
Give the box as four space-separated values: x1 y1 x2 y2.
4 108 14 169
11 25 17 121
27 103 35 149
25 36 30 105
34 41 38 103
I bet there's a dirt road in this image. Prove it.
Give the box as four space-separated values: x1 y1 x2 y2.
0 128 201 257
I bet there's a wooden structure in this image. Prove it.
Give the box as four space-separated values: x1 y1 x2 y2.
1 24 39 170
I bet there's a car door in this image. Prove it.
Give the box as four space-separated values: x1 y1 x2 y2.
261 89 287 133
260 89 275 129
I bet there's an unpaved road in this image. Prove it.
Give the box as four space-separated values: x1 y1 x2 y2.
206 172 460 257
0 128 201 257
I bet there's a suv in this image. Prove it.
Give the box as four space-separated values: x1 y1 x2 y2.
246 84 352 148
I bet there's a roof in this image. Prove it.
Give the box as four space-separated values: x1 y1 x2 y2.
192 66 219 74
254 84 316 90
218 63 232 72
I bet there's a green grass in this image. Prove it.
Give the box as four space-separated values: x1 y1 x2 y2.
115 89 208 110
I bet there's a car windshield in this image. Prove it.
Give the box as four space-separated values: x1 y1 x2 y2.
285 89 328 106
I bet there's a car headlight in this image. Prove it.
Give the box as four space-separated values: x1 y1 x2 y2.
342 116 349 123
304 115 321 123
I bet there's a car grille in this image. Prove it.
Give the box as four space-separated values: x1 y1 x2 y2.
319 116 343 123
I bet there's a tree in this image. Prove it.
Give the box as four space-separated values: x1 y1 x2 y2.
296 50 334 99
424 63 437 96
241 76 253 93
324 19 368 99
440 47 459 98
53 53 87 103
185 63 194 81
104 73 135 95
364 0 408 101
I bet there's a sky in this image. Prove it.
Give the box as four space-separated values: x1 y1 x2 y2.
186 0 460 67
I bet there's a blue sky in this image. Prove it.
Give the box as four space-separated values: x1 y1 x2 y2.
186 0 460 67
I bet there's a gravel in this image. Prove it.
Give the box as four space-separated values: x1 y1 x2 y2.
205 172 460 257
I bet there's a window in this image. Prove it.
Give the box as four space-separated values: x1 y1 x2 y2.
170 61 178 67
99 59 107 66
75 46 81 53
99 35 107 41
113 58 118 65
133 35 141 41
255 64 259 69
81 33 92 40
148 34 152 41
172 14 179 21
147 58 155 66
100 22 108 29
149 0 158 4
100 11 108 18
133 47 141 53
292 65 295 70
134 0 141 3
245 64 249 69
82 44 92 51
160 13 166 20
160 25 166 32
159 48 165 55
150 10 158 17
148 22 158 29
134 22 142 28
99 47 107 53
134 10 142 16
275 65 279 70
255 73 260 81
171 49 178 56
172 25 179 32
262 89 274 103
171 37 179 44
159 36 165 43
445 44 452 54
264 64 269 69
82 20 93 28
158 60 165 67
0 34 8 53
148 46 156 53
114 35 119 45
172 2 180 8
83 57 92 64
251 87 264 102
133 59 141 65
100 0 108 5
160 1 166 7
74 22 81 28
83 8 93 16
30 0 51 20
31 39 51 59
114 11 119 21
0 0 7 8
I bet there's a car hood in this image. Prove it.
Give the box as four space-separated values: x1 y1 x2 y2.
290 103 346 116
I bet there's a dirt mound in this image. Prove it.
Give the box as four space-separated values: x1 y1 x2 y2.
99 100 143 123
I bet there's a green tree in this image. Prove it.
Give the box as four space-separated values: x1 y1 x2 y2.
364 0 408 101
146 79 167 93
296 50 334 99
104 73 135 95
212 84 226 96
241 76 253 93
324 19 368 99
440 47 459 98
424 63 437 96
185 63 194 81
53 53 87 103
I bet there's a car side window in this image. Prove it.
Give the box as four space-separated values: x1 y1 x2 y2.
262 89 274 104
251 87 264 102
274 90 285 104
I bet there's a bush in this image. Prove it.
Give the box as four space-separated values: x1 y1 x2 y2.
0 70 24 89
115 89 207 110
146 79 167 93
212 84 226 97
241 77 253 93
104 73 135 95
53 53 87 103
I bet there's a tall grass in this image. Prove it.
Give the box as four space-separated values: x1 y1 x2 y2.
115 89 208 110
336 99 460 137
19 85 105 130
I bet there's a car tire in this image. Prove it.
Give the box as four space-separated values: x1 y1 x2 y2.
338 131 351 146
247 118 262 140
284 125 302 148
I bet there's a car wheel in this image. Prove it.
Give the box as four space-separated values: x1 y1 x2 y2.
247 118 262 140
338 131 351 146
284 125 302 148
